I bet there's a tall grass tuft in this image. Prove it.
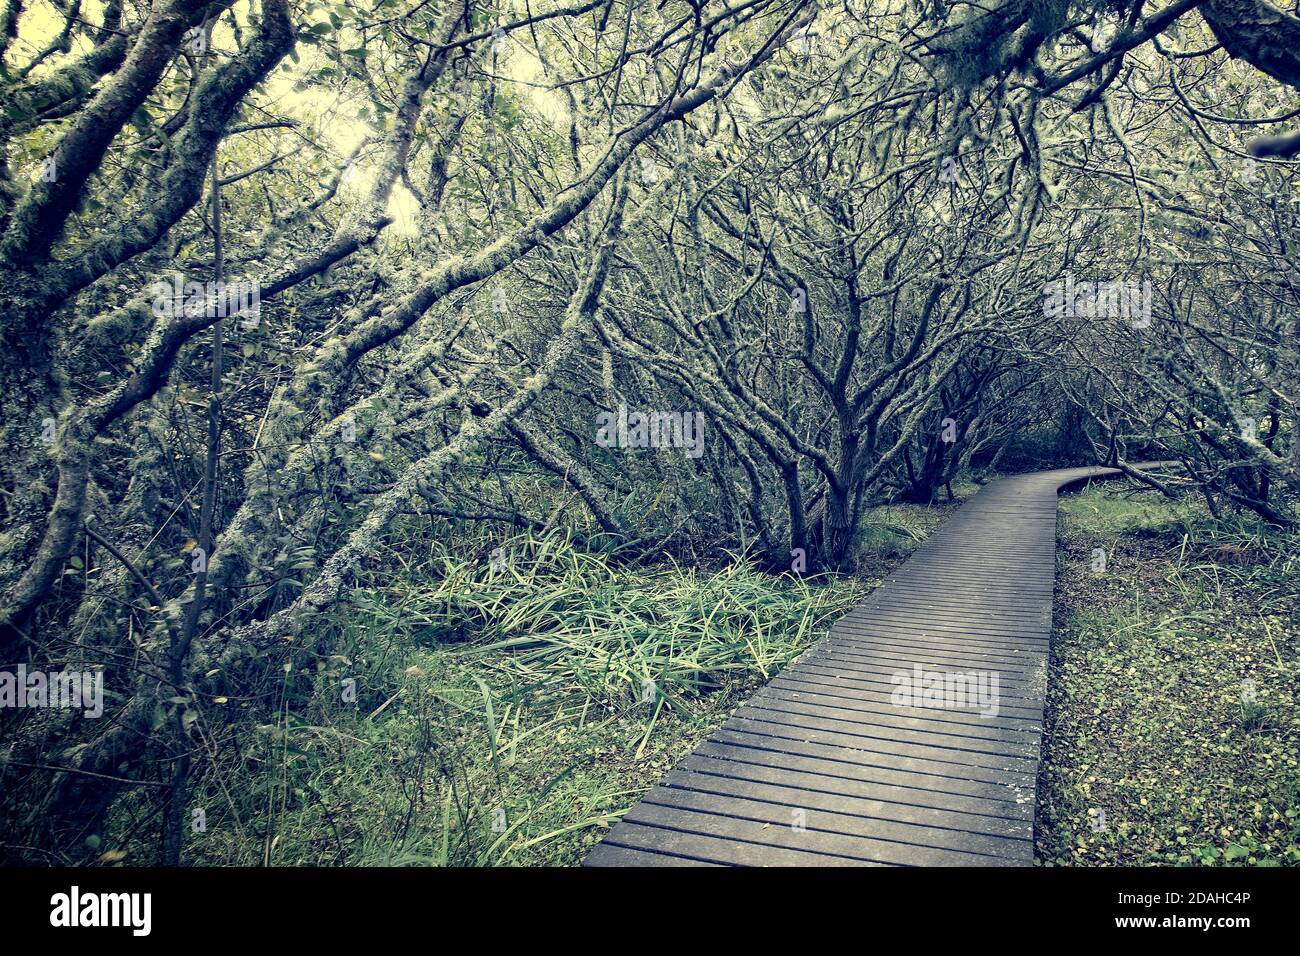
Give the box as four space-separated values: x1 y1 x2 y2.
392 529 865 710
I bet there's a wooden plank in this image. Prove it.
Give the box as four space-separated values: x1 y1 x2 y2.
583 842 724 867
643 784 1025 864
834 615 1054 641
793 653 1047 695
767 673 1045 720
719 713 1041 774
823 635 1048 666
757 681 1042 730
748 687 1039 742
621 800 999 866
829 637 1051 660
696 735 1037 800
589 820 889 867
670 756 1034 829
733 703 1040 762
801 647 1046 683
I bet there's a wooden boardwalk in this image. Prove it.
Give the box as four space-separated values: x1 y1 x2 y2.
584 465 1126 867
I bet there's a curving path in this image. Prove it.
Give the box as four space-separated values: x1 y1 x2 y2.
584 465 1132 867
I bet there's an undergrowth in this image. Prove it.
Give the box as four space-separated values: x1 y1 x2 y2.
177 528 877 866
1039 483 1300 866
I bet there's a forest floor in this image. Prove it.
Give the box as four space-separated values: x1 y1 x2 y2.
176 476 1297 866
1039 483 1300 865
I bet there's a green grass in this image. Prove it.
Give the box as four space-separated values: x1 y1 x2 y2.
1039 483 1300 866
180 529 876 866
